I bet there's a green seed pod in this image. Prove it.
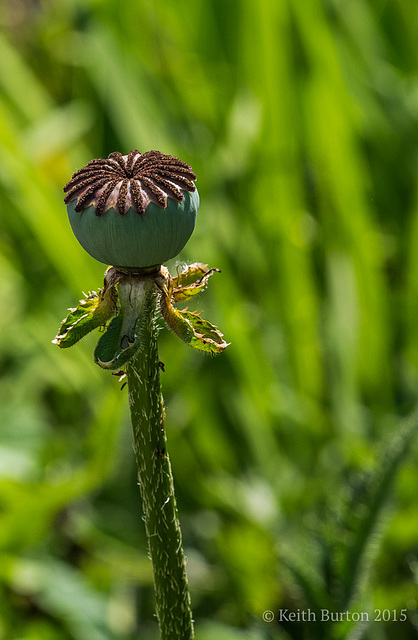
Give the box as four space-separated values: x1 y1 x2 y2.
64 150 199 269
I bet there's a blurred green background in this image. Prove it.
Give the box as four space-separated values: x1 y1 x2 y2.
0 1 418 639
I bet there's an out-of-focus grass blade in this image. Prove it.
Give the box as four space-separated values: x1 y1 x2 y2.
0 31 51 121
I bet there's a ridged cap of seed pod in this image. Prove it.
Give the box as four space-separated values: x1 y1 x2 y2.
64 150 199 269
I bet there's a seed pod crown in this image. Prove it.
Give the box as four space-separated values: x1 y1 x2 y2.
64 150 197 216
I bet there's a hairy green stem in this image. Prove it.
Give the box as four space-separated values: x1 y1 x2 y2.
122 277 194 640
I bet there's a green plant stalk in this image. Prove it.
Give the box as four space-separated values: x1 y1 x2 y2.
121 277 194 640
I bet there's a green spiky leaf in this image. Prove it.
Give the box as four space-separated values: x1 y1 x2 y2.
93 314 143 370
52 285 118 348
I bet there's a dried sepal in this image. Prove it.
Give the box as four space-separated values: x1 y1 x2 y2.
157 268 229 354
172 263 221 301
